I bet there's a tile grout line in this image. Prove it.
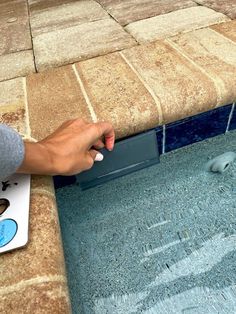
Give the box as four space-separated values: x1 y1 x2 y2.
162 125 166 154
32 16 112 38
165 38 226 106
22 135 37 142
0 48 33 58
22 77 32 137
26 0 38 72
0 75 28 84
0 275 66 296
209 27 236 47
226 103 235 133
94 0 138 42
119 51 163 124
72 64 98 123
30 188 55 198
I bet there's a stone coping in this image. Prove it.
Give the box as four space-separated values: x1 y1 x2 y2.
0 0 235 81
0 4 236 313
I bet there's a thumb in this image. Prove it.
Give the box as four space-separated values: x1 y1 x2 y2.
89 149 104 162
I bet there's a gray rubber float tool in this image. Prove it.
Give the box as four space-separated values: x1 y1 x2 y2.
77 130 160 190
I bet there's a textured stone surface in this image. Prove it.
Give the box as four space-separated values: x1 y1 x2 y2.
29 0 78 12
211 20 236 42
30 0 109 36
122 40 218 123
125 6 230 43
0 3 235 313
27 65 92 140
31 175 55 195
0 193 65 285
195 0 236 19
0 77 25 105
97 0 197 26
0 108 26 135
0 77 27 134
0 280 71 314
0 50 35 82
169 28 236 107
0 192 71 313
33 18 136 71
76 52 161 138
0 0 31 55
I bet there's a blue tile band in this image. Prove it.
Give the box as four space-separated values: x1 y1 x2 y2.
229 103 236 131
53 175 77 189
54 103 236 189
0 219 18 248
154 103 235 154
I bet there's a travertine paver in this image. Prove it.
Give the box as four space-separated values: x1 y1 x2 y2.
0 50 35 82
97 0 197 26
0 77 27 134
28 0 78 12
0 192 71 313
168 27 236 106
76 52 162 138
30 0 109 36
26 65 92 140
0 0 31 55
195 0 236 19
0 280 71 313
1 2 236 314
125 6 230 43
0 77 25 106
31 175 55 195
211 20 236 42
33 18 136 71
122 40 218 124
0 192 66 286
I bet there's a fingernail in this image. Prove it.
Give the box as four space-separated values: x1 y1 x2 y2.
107 145 113 151
95 153 104 162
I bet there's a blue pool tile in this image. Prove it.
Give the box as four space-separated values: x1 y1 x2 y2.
165 104 232 153
229 104 236 131
155 126 163 154
54 175 76 189
53 104 234 189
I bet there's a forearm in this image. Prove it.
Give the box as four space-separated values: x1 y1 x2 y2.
17 142 56 176
2 119 115 178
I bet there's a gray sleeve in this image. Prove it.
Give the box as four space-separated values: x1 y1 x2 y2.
0 124 25 181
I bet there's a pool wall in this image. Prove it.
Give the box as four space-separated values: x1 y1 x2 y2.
1 16 235 313
54 103 236 189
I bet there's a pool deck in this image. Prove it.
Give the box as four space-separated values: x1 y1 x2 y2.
0 0 236 313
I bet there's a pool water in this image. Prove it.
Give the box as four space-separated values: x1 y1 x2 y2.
56 131 236 314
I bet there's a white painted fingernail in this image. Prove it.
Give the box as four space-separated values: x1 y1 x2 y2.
95 153 104 162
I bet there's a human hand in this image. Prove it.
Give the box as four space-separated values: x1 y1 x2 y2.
17 119 115 176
